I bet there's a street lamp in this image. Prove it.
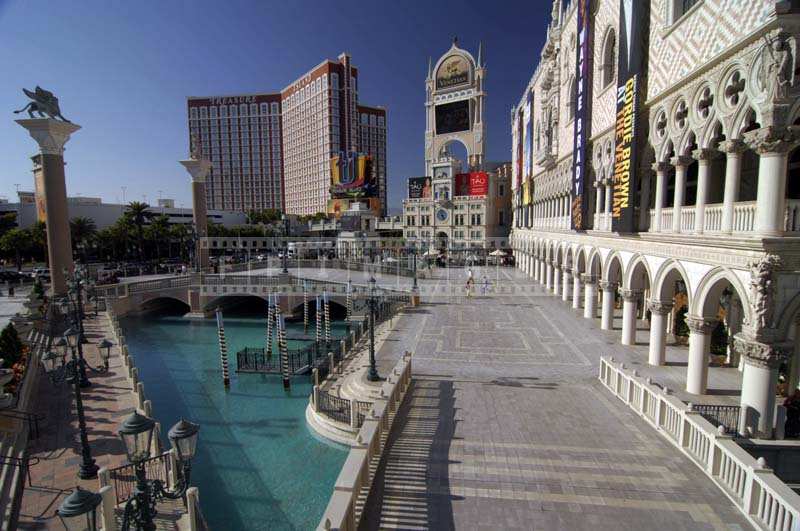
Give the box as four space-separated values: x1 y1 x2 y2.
56 486 102 531
98 339 113 371
118 412 200 531
366 276 381 382
410 247 418 291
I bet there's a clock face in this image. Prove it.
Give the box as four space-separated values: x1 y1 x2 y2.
436 209 449 222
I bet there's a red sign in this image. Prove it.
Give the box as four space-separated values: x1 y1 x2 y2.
469 172 488 196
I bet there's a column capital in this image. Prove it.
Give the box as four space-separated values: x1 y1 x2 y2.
16 118 81 156
581 274 597 285
743 125 800 155
685 314 717 334
180 158 212 183
691 148 715 162
718 139 747 155
670 155 693 168
648 300 674 315
733 333 791 369
651 161 670 173
618 288 642 302
572 270 582 280
598 280 617 291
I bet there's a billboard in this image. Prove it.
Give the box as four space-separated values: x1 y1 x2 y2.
611 0 651 232
435 101 470 135
330 152 376 199
454 172 488 196
436 55 470 90
408 177 432 199
570 0 593 231
327 197 381 218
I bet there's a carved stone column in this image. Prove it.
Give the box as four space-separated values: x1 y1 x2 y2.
594 181 603 229
685 315 717 394
180 156 212 271
744 126 799 235
16 119 80 295
582 275 597 318
552 264 561 295
533 256 540 282
540 259 547 286
719 139 746 234
571 271 582 310
692 148 713 234
619 289 642 346
599 281 617 331
648 300 674 366
652 162 668 232
671 156 692 233
545 260 553 290
735 334 790 438
561 267 571 302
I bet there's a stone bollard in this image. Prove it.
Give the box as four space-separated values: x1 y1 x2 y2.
98 467 110 488
99 485 117 531
131 367 139 386
186 487 200 530
312 368 319 387
350 399 359 429
351 330 356 347
313 385 320 412
167 448 179 489
340 339 346 360
143 399 153 418
136 382 145 412
328 352 335 375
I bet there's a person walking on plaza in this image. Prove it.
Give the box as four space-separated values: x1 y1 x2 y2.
465 268 475 298
481 274 489 296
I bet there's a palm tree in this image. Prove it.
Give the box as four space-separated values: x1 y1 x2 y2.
69 217 97 262
0 229 30 271
125 201 152 262
146 214 170 261
169 223 190 261
29 221 47 264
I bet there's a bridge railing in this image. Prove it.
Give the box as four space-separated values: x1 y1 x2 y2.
598 357 800 531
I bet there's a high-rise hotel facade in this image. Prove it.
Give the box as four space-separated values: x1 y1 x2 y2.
188 53 387 216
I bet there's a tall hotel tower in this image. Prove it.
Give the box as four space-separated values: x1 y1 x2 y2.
188 53 387 215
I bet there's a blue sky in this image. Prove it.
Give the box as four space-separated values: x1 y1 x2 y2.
0 0 549 211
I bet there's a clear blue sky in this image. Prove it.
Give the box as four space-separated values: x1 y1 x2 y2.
0 0 549 212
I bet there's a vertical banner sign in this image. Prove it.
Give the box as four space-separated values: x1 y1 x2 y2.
571 0 593 230
611 0 650 232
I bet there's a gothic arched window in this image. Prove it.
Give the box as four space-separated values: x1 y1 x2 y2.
601 29 616 89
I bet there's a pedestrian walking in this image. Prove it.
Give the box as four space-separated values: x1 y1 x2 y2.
481 275 489 295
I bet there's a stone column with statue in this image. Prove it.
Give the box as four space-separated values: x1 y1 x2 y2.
14 86 77 296
180 136 212 271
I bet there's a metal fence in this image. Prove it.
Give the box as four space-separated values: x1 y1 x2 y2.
317 390 351 425
109 452 172 504
693 404 741 435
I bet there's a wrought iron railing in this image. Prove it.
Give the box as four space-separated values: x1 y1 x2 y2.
109 452 172 504
317 390 351 425
693 404 741 435
354 400 372 427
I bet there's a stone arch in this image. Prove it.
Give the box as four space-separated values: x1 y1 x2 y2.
658 138 675 164
563 245 575 270
585 248 602 278
602 251 624 284
776 291 800 342
699 119 725 150
290 299 347 320
730 105 760 140
574 246 588 275
653 260 692 305
624 255 652 291
204 294 269 314
677 129 697 158
138 296 191 315
692 267 751 323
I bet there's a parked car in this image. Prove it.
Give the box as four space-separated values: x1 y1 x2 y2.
31 268 50 282
0 271 28 283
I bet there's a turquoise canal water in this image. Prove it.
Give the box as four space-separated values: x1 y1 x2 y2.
120 313 349 531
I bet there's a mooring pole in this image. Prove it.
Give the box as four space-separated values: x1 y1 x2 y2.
323 290 331 346
276 305 290 389
215 308 230 388
346 280 352 322
303 280 309 333
315 295 322 346
266 292 275 360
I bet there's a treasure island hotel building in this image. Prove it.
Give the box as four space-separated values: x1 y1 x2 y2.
188 53 387 215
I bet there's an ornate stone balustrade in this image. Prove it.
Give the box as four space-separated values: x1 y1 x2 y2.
599 357 800 531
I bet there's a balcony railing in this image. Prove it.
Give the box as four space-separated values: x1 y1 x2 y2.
644 200 799 235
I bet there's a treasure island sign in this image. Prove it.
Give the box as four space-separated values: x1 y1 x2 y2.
611 0 650 232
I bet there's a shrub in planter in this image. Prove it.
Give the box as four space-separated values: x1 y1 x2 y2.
0 323 23 367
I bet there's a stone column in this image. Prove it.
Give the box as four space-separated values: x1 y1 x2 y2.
545 260 553 290
533 256 540 281
599 281 617 331
561 268 571 302
553 265 561 295
652 162 668 232
671 156 691 233
790 318 800 393
647 300 673 366
594 182 603 229
735 335 788 438
692 148 712 234
719 140 745 234
582 275 597 318
725 301 743 366
685 315 716 395
620 289 641 346
571 272 582 309
604 180 612 230
180 156 212 271
745 126 798 236
16 119 80 296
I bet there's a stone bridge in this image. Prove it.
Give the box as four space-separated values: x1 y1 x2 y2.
95 273 378 318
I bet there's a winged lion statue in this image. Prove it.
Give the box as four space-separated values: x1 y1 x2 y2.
14 86 71 122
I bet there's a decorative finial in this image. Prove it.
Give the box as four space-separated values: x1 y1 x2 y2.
427 56 433 78
452 36 458 46
14 86 70 122
478 41 483 67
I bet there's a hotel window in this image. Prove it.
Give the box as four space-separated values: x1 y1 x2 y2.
272 102 279 114
331 72 339 88
378 116 384 126
600 29 616 88
670 0 699 23
200 107 207 119
230 105 237 117
190 108 198 119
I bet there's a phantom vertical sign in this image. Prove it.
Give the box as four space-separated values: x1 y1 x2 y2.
571 0 593 230
611 0 650 232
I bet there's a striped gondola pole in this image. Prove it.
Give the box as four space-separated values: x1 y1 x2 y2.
303 280 309 333
214 308 231 388
276 305 290 389
346 280 352 322
315 295 322 346
266 293 275 360
323 290 331 346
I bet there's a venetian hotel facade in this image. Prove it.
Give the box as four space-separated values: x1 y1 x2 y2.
511 0 800 439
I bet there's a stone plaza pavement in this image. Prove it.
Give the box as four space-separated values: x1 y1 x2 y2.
358 267 751 530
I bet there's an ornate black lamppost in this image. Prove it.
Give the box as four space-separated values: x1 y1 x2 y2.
40 327 108 480
366 276 381 382
56 486 102 530
117 412 200 531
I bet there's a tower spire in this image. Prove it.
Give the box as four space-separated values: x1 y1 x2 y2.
478 41 483 67
427 56 433 79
